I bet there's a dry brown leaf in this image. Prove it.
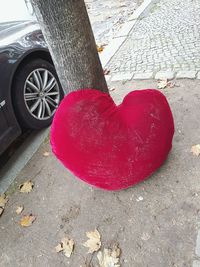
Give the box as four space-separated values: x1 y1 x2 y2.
0 194 8 218
191 144 200 156
43 151 50 157
55 243 63 253
16 206 24 215
97 44 106 53
0 194 8 208
19 180 34 193
83 229 101 254
0 207 4 216
168 81 176 88
157 79 168 89
19 214 36 227
55 237 74 258
157 79 179 89
97 245 121 267
103 69 110 75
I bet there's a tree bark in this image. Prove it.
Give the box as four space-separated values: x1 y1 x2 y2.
30 0 108 93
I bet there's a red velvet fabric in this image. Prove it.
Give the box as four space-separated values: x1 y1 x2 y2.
51 89 174 190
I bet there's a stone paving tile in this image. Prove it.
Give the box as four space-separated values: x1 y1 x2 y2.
196 230 200 257
155 71 175 80
107 0 200 78
176 70 197 79
111 72 133 81
193 260 200 267
133 72 154 79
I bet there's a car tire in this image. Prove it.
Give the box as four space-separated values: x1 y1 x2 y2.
12 59 64 130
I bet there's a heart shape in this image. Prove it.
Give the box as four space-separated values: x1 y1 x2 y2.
51 89 174 190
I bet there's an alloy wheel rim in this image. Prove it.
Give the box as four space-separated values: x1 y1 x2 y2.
24 68 60 120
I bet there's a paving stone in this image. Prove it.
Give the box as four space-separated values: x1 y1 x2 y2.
155 71 175 80
106 0 200 79
195 230 200 257
176 71 197 79
133 72 154 79
193 260 200 267
111 72 134 81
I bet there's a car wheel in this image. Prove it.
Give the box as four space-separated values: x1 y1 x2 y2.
12 59 64 130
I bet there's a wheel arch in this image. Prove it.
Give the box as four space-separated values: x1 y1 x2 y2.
11 54 62 129
10 48 54 94
9 48 54 127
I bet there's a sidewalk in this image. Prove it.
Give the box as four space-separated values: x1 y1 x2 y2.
86 0 143 44
106 0 200 80
1 78 200 266
1 0 200 266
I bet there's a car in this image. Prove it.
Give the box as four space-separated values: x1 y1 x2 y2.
0 19 64 155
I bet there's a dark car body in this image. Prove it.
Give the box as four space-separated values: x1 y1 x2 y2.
0 20 55 155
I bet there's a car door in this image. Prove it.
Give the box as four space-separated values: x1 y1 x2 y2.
0 93 21 155
0 42 22 155
0 98 11 153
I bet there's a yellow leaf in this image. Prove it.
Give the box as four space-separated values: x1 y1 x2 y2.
43 151 50 157
0 194 8 208
19 214 36 227
19 180 34 193
157 79 168 89
83 229 101 253
97 44 105 53
0 207 4 217
55 237 74 258
16 206 24 215
55 243 63 253
191 144 200 156
97 245 121 267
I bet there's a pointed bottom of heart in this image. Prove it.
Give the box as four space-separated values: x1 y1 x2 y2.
51 89 174 191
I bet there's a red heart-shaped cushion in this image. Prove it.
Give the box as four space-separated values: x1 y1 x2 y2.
51 89 174 190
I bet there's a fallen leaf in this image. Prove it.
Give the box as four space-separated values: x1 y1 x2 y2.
136 196 143 202
103 69 110 75
109 87 115 92
0 207 4 217
55 243 63 253
157 79 179 89
19 214 36 227
97 245 121 267
19 180 34 193
83 229 101 253
191 144 200 156
55 237 74 257
16 206 24 215
168 81 176 88
43 151 50 157
0 194 8 208
157 79 168 89
97 44 106 53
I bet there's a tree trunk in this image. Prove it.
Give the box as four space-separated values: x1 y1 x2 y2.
30 0 108 94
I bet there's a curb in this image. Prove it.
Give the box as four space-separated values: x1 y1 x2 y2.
99 0 155 68
109 70 200 82
0 129 49 194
